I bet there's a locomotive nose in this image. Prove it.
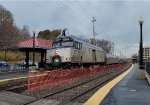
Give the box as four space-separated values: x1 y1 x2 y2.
51 52 62 66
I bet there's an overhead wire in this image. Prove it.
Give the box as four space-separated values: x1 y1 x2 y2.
76 2 107 38
65 1 93 36
53 1 92 31
32 1 107 39
47 1 92 37
34 1 90 34
32 1 68 27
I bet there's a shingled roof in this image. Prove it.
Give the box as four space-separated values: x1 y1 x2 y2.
19 38 52 49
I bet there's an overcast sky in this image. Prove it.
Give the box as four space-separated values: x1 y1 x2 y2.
1 0 150 58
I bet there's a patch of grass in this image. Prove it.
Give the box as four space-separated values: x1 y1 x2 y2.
0 51 25 62
0 51 41 63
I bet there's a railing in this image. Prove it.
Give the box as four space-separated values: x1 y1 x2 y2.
0 64 28 73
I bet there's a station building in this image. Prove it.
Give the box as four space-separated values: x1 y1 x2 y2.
143 46 150 61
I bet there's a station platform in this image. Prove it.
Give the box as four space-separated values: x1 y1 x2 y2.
84 64 150 105
0 72 28 80
100 64 150 105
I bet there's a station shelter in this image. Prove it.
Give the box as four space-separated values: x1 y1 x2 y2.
18 38 52 68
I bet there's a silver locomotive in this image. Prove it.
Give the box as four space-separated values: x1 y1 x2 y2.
46 29 125 68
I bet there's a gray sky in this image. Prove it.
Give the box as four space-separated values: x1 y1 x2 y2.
1 0 150 58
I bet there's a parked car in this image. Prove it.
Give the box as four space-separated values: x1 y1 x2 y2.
18 60 38 68
18 60 33 66
0 60 10 67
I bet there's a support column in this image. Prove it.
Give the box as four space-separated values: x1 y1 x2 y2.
44 51 46 62
40 51 44 68
25 51 29 68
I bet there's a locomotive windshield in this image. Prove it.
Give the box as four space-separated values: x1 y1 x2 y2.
53 41 73 47
53 37 74 47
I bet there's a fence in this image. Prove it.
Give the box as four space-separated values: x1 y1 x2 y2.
28 63 127 92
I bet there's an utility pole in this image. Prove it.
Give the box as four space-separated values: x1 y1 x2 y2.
92 17 96 45
120 51 121 58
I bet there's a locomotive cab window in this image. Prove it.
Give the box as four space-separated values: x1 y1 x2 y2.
53 42 61 47
62 41 73 46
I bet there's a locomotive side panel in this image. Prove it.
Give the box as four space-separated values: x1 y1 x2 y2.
81 45 93 63
95 50 105 63
71 48 82 63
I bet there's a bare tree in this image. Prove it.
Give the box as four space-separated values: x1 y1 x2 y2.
74 35 91 43
0 5 13 24
20 25 31 40
94 39 113 54
0 4 21 50
0 22 21 49
37 29 61 40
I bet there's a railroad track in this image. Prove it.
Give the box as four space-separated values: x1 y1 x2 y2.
24 64 131 105
0 77 28 92
6 84 27 93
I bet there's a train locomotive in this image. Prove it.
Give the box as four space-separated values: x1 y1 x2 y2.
46 29 125 68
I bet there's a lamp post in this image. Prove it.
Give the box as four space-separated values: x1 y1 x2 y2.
139 17 144 69
32 31 36 66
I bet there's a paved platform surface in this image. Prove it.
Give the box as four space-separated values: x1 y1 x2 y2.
101 64 150 105
0 72 28 79
0 91 36 105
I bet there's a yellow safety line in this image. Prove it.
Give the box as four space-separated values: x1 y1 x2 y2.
29 74 47 78
84 65 133 105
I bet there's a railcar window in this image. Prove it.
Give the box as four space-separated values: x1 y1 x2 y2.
78 43 80 49
74 42 77 48
74 42 78 49
80 43 82 50
74 42 81 50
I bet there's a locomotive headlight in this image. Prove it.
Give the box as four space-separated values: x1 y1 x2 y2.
55 49 57 54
